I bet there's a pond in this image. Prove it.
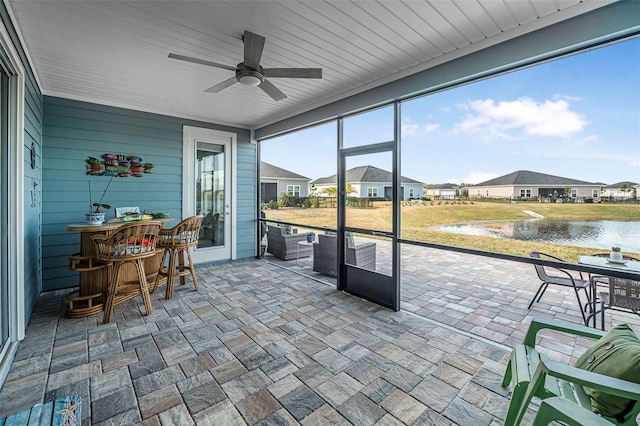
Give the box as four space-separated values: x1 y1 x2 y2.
433 220 640 253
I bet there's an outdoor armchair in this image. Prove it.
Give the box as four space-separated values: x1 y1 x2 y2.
266 225 312 260
312 233 376 276
502 317 640 426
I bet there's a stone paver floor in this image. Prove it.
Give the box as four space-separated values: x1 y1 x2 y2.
2 245 639 425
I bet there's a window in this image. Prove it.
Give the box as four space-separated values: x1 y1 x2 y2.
519 189 532 198
287 185 300 197
408 188 415 198
593 189 599 198
367 187 378 197
571 189 577 198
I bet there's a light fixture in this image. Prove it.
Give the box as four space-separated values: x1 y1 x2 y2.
238 71 263 86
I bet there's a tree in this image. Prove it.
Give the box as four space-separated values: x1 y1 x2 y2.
321 184 356 197
346 184 356 196
321 187 337 197
620 183 628 196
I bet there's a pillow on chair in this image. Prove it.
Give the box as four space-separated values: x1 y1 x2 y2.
575 323 640 419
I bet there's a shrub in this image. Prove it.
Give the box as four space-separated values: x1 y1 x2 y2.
278 193 295 207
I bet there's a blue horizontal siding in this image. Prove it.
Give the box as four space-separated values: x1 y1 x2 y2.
42 96 255 291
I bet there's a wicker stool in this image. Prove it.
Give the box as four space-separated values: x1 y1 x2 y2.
91 221 161 323
153 215 204 299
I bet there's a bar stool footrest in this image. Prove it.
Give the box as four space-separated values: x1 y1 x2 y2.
65 290 104 318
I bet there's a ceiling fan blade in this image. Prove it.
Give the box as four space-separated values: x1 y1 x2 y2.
243 30 266 70
204 77 238 93
168 53 236 72
263 68 322 79
259 79 287 101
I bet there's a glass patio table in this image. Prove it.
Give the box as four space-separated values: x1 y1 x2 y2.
578 255 640 327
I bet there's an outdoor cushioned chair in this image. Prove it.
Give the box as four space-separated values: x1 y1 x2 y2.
91 221 161 323
312 233 376 276
153 215 204 299
266 225 312 260
529 251 591 325
502 317 640 426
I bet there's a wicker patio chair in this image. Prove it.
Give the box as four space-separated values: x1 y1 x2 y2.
153 215 203 299
91 221 162 323
312 233 376 276
529 251 591 325
265 225 312 260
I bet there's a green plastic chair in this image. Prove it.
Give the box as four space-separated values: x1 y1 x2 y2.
532 397 613 426
502 317 640 426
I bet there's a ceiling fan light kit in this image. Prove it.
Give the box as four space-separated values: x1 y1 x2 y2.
169 30 322 101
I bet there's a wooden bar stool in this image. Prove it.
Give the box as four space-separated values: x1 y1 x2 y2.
153 215 204 299
91 221 162 323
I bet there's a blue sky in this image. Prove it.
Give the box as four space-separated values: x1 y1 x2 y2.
261 37 640 185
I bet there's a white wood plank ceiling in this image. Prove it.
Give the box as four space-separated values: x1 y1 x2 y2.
8 0 613 129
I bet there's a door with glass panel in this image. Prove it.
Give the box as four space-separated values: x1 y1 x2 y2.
183 126 235 263
338 106 400 310
0 68 8 358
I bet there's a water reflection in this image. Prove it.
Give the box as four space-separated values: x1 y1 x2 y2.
433 220 640 252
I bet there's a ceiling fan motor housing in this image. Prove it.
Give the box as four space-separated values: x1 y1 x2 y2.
236 63 264 86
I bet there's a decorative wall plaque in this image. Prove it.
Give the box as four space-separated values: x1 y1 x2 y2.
86 154 154 177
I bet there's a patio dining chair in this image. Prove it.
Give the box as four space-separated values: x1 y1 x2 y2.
591 276 640 330
529 251 591 325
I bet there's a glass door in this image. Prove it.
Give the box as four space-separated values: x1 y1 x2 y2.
183 126 235 263
0 68 9 357
338 106 400 310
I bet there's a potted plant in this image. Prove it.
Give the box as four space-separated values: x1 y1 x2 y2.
86 175 114 225
306 231 315 243
610 246 623 263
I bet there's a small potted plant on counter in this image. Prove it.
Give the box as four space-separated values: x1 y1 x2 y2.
306 232 316 243
610 246 624 263
86 175 114 225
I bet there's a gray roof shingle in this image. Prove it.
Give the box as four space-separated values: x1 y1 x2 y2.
473 170 597 187
310 165 422 185
260 162 309 180
603 181 638 189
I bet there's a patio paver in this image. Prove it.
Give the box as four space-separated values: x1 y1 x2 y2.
1 246 639 425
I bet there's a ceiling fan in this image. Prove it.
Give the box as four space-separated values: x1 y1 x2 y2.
169 30 322 101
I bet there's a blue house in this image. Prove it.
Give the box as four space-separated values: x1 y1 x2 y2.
0 0 638 392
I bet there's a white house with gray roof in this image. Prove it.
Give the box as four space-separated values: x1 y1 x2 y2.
602 181 638 199
311 165 423 201
260 162 310 203
469 170 601 201
425 183 460 199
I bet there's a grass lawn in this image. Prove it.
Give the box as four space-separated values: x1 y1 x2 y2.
264 201 640 261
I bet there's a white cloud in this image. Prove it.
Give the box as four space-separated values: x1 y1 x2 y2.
456 97 589 139
461 172 500 185
401 117 418 137
401 123 418 136
554 94 584 102
424 123 440 132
